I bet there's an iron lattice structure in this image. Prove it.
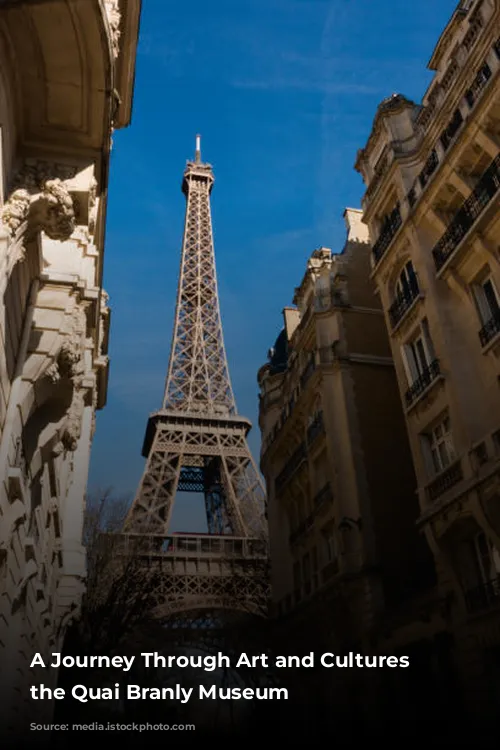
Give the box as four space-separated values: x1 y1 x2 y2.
123 137 268 617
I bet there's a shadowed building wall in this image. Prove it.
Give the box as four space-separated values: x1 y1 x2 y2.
258 209 442 729
0 0 141 738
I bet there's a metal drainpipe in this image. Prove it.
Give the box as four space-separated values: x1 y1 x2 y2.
0 277 40 519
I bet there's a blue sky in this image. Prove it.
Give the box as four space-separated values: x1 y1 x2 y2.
89 0 458 529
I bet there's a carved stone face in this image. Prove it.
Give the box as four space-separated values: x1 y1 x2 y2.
1 177 76 242
1 189 31 235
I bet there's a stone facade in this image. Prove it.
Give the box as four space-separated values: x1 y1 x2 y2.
355 0 500 725
0 0 141 737
258 210 446 725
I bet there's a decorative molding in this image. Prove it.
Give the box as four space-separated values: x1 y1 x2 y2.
1 161 78 246
30 180 75 241
1 189 30 236
104 0 121 59
11 160 78 192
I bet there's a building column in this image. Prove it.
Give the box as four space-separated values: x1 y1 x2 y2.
57 401 94 619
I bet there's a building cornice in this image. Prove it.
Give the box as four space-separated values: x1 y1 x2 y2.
111 0 142 129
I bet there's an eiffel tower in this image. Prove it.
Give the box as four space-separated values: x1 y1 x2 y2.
122 136 268 618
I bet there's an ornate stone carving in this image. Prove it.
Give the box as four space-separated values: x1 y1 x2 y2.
46 361 61 385
46 304 87 385
61 389 85 452
58 339 84 380
51 442 65 458
104 0 121 59
1 189 31 236
43 302 89 453
88 177 98 235
3 161 78 243
98 291 110 357
90 390 98 439
12 160 77 192
30 179 75 241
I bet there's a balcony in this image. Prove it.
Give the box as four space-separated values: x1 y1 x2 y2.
388 45 499 227
388 278 420 329
426 460 463 502
300 353 316 388
289 484 332 546
275 441 307 493
418 149 439 188
307 411 324 446
405 359 441 408
479 309 500 348
262 350 332 455
372 204 402 265
465 62 492 109
289 513 314 546
440 109 463 152
432 153 500 272
465 576 500 614
313 482 332 510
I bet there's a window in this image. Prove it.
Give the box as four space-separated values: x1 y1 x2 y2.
401 319 435 384
322 526 336 564
473 276 500 325
423 415 455 475
389 260 421 327
471 532 500 585
471 441 488 470
460 531 500 612
395 260 418 300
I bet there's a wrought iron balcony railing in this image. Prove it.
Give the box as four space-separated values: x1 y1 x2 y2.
307 411 324 446
418 149 439 188
372 204 402 265
300 353 316 388
275 441 307 493
479 309 500 348
465 62 492 109
366 38 498 224
433 154 500 271
440 108 464 152
289 484 332 545
426 459 463 502
405 358 441 408
388 278 420 328
313 482 332 509
465 576 500 614
289 513 314 546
